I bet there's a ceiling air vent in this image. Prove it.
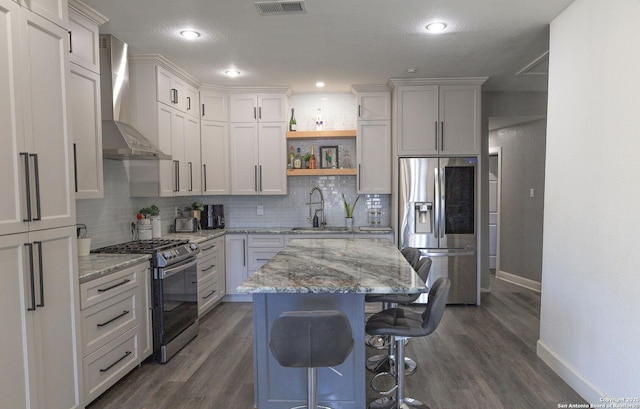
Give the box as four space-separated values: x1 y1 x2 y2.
255 0 307 15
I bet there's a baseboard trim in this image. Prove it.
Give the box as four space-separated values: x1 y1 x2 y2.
496 270 541 292
536 340 603 404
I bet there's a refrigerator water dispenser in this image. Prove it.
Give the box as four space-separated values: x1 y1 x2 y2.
414 202 433 233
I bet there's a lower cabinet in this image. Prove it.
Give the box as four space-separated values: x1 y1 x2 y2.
197 235 225 316
0 226 83 409
79 261 150 405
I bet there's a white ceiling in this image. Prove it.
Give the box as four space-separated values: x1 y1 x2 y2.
81 0 574 94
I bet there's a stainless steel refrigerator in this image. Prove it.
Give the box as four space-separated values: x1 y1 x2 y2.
399 157 477 304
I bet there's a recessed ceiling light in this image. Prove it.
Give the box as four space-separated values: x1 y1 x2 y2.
425 22 447 33
180 30 201 39
225 70 241 78
316 81 325 88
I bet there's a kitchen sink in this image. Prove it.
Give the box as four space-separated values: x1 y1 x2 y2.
291 226 350 232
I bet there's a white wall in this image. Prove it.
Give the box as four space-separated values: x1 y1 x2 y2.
538 0 640 402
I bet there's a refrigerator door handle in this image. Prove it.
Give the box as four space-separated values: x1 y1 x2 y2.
434 167 440 238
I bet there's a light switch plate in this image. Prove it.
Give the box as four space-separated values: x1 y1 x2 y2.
257 205 264 215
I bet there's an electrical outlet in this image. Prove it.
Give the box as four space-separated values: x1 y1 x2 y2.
174 207 180 217
257 205 264 216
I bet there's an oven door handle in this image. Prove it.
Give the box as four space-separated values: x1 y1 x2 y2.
158 258 197 280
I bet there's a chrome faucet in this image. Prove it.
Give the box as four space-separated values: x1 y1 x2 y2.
307 186 326 228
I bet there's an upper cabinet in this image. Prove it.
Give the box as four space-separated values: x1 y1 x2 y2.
229 93 287 123
200 87 229 195
68 1 107 199
356 91 391 121
393 79 485 156
1 2 75 235
15 0 67 28
127 56 202 197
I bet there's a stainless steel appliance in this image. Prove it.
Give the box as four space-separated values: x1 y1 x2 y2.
201 204 224 229
92 239 200 362
399 157 477 304
174 217 198 233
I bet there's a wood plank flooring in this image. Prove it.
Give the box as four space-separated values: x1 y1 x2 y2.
87 276 585 409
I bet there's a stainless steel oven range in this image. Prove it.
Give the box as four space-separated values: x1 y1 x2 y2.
92 239 200 363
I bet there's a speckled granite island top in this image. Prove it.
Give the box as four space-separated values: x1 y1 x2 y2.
237 238 426 294
78 254 150 284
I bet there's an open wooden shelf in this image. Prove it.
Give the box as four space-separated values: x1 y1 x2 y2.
286 130 357 139
287 168 357 177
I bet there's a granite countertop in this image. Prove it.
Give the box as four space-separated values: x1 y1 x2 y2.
78 254 151 284
237 238 426 294
164 230 226 243
225 226 393 235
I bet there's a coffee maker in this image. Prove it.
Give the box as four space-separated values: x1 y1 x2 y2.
201 205 225 229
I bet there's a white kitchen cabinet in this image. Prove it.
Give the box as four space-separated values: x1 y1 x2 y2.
80 261 149 404
394 82 482 155
128 57 202 197
197 236 225 316
225 234 248 301
68 1 105 74
200 88 228 122
201 120 230 194
357 120 391 194
0 226 83 409
0 2 75 236
69 63 103 199
356 91 391 121
229 93 287 123
229 122 287 195
16 0 67 28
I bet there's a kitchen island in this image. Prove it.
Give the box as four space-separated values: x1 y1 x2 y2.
237 238 426 409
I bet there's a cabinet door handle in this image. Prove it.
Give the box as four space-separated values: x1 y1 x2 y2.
68 31 73 53
254 165 258 192
20 152 32 222
34 241 44 307
188 162 193 192
73 143 78 193
187 96 191 111
440 121 444 151
358 104 361 118
203 164 207 191
201 244 215 251
201 103 205 117
25 242 36 311
203 289 216 299
434 121 438 151
174 160 180 192
253 107 257 120
97 279 131 293
29 154 42 221
97 310 130 327
358 164 362 191
99 351 131 373
258 107 262 119
259 165 263 192
202 264 215 272
243 239 246 266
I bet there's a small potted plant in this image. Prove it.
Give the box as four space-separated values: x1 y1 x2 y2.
184 202 204 220
137 204 160 238
342 193 360 228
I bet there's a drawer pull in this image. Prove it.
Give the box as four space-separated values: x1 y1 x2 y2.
256 258 270 262
97 310 130 327
201 244 216 251
203 290 216 299
202 264 216 272
99 351 132 373
97 279 131 293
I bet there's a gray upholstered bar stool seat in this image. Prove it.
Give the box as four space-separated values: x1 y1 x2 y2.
365 257 433 376
366 277 450 409
270 310 354 409
365 247 421 351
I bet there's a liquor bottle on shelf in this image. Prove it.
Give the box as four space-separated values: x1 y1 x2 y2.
315 108 323 131
293 148 302 169
309 145 317 169
289 108 297 131
288 146 295 169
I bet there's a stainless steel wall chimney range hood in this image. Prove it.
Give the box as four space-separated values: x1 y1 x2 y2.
99 35 170 160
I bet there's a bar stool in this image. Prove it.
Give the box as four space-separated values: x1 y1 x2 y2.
366 277 450 409
366 247 422 351
270 310 354 409
366 257 433 376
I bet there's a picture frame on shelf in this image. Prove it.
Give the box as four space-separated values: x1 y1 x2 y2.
320 146 339 169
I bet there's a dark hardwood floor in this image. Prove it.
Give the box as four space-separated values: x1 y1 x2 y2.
88 276 585 409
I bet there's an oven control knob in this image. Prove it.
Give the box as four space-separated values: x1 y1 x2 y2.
190 243 198 251
163 251 173 259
